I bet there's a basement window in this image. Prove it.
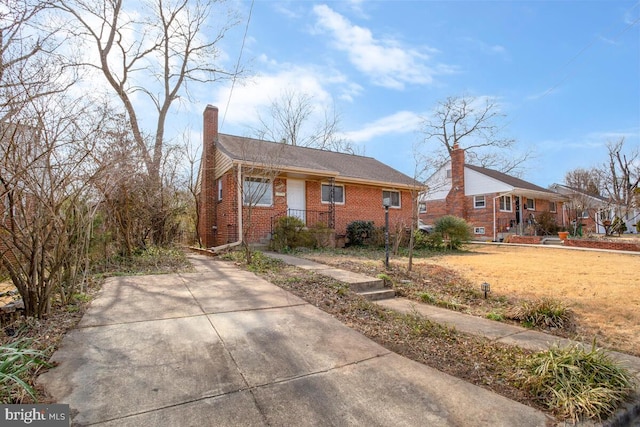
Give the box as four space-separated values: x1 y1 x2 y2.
474 227 485 235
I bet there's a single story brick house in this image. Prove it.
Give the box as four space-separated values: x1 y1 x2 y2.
420 144 566 241
550 183 639 235
197 105 424 249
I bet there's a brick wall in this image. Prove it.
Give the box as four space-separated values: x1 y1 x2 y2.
563 239 640 252
219 179 416 244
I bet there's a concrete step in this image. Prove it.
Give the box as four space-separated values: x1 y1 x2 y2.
348 279 385 293
542 237 563 246
358 289 396 301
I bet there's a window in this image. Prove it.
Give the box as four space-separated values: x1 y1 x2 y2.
243 177 272 206
382 190 400 208
418 202 427 214
474 195 486 209
549 201 557 213
321 183 344 204
525 198 535 211
581 210 590 219
446 169 452 178
499 195 512 212
218 179 223 201
474 227 485 235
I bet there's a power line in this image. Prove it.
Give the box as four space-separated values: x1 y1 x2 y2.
221 0 254 129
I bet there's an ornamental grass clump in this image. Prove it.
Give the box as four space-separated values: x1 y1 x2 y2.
508 297 572 329
522 342 637 422
0 339 50 402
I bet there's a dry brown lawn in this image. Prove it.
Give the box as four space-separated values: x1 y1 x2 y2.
417 244 640 356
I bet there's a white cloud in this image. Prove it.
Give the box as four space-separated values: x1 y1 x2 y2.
211 64 337 130
460 37 508 56
312 4 446 90
342 111 422 142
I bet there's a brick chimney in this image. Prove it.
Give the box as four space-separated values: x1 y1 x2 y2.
199 105 218 248
446 143 467 219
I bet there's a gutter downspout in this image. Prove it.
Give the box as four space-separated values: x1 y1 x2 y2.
493 195 500 242
210 164 244 253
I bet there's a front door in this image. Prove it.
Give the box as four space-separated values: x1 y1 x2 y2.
287 179 306 223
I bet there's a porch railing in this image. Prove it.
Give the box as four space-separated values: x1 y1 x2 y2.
270 209 332 235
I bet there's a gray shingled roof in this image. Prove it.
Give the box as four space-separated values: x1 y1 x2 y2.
465 164 556 194
217 134 422 188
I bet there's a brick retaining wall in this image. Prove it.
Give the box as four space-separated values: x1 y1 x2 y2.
563 239 640 252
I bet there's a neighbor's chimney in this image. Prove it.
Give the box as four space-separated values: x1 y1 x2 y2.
199 105 219 248
446 142 467 218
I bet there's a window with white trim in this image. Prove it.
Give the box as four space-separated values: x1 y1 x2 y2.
549 201 557 213
321 183 344 204
525 198 535 210
218 179 223 201
474 227 485 234
243 177 272 206
474 195 486 209
382 190 400 208
499 195 512 212
581 210 590 219
418 202 427 214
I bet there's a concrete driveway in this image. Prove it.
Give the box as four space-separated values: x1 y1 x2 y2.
38 254 550 426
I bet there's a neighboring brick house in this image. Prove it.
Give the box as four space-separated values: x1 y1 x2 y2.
197 105 424 248
420 144 566 241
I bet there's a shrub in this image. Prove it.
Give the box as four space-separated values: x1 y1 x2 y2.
270 216 315 251
413 230 445 251
508 298 572 329
535 211 559 235
346 220 375 246
434 216 471 250
521 342 637 422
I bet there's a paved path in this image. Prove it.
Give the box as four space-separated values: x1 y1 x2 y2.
38 253 550 426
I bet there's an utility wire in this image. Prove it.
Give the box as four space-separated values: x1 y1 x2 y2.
221 0 254 129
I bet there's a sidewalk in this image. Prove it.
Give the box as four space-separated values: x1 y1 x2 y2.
268 252 640 426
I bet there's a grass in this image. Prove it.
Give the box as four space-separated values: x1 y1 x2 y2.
0 339 50 403
520 341 637 422
507 298 573 330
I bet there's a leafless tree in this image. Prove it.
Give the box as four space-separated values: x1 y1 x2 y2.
1 0 75 122
564 168 602 196
599 138 639 232
420 96 532 176
0 95 104 317
253 89 360 154
57 0 240 244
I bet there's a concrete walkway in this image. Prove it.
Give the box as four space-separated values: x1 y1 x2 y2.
37 253 551 426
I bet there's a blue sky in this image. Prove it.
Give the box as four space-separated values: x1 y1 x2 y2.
192 0 640 187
